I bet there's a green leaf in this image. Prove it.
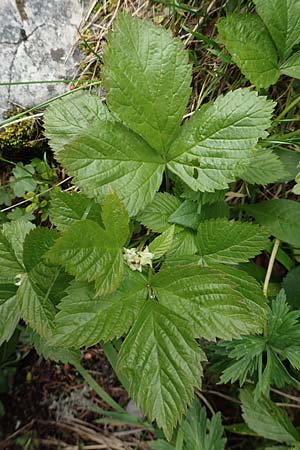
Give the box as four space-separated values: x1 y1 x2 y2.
196 218 269 265
56 119 164 217
281 51 300 78
149 226 175 259
2 219 35 265
253 0 300 60
50 189 102 231
150 441 175 450
31 331 80 364
51 270 147 348
167 90 275 191
103 13 192 154
137 193 181 233
240 387 300 443
183 401 226 450
46 193 129 295
245 199 300 247
118 300 204 439
11 163 37 197
282 266 300 309
169 200 201 230
273 148 300 182
153 265 267 340
238 148 288 184
217 15 280 89
44 91 112 153
0 284 20 346
0 231 23 284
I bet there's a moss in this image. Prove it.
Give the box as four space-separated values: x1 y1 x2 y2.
0 109 35 152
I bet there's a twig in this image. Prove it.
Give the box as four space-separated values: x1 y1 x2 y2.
263 239 280 297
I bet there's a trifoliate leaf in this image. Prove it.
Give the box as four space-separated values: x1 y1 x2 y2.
245 199 300 247
103 13 192 154
217 15 280 89
46 194 129 295
238 148 288 185
44 91 112 153
169 200 201 230
50 189 102 231
196 218 269 265
137 193 181 233
183 401 226 450
0 284 20 345
32 331 80 364
281 51 300 78
118 300 204 439
153 265 267 340
149 226 175 259
168 90 275 191
253 0 300 60
51 270 147 348
56 119 164 217
240 387 300 443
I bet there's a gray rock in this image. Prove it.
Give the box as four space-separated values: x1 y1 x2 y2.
0 0 83 119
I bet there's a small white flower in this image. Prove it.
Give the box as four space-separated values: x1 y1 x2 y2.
14 273 25 286
139 246 153 267
123 246 154 272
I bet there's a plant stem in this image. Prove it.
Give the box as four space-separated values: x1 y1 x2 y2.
102 342 130 392
271 95 300 130
263 238 280 297
73 360 125 413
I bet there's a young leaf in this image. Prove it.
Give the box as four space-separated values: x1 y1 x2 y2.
149 225 175 259
240 387 300 443
196 218 269 265
253 0 300 60
153 265 267 340
217 15 280 89
49 189 102 231
44 91 112 153
103 13 192 154
46 193 129 296
0 284 20 346
167 90 275 191
183 401 226 450
118 300 205 439
245 199 300 247
51 270 147 348
56 119 164 216
281 51 300 78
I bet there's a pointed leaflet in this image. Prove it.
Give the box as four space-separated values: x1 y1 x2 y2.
118 300 204 439
167 90 275 191
238 147 288 184
196 218 270 265
217 15 280 89
240 387 300 443
281 51 300 78
44 91 112 153
103 13 192 154
46 193 129 295
56 119 164 217
253 0 300 60
51 270 147 348
49 189 102 231
153 265 267 340
31 331 80 365
149 226 175 259
137 193 181 233
2 220 35 265
0 284 20 345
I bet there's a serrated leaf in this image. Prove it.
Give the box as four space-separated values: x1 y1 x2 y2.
118 300 204 439
183 401 226 450
282 266 300 309
2 220 35 265
150 440 175 450
103 13 192 154
274 148 300 183
169 200 201 230
245 199 300 247
50 189 102 231
44 91 112 153
56 119 164 217
0 231 23 284
218 15 280 89
31 331 80 364
281 51 300 78
238 147 288 184
253 0 300 60
167 90 275 191
153 265 267 340
149 226 175 259
137 193 181 233
0 284 20 345
196 218 269 265
101 191 129 246
11 163 37 197
51 270 147 348
240 387 300 443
